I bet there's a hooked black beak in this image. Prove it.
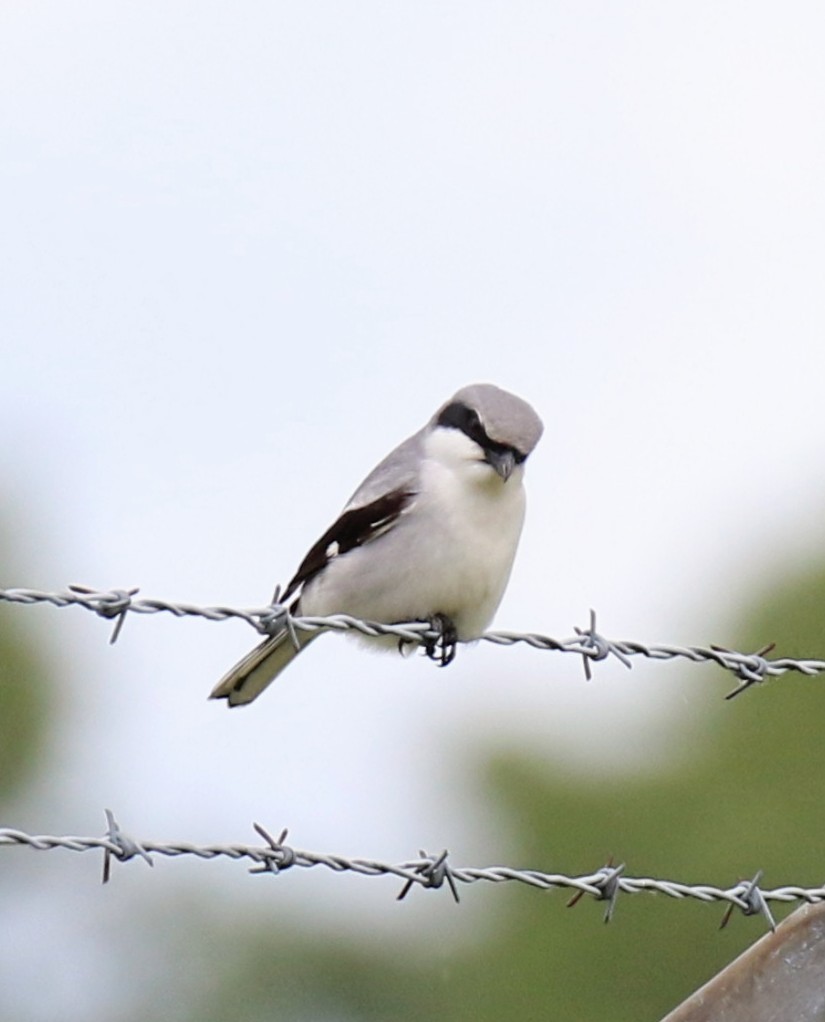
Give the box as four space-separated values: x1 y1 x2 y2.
485 448 517 481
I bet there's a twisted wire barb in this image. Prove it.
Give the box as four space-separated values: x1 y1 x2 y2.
2 585 824 695
0 817 819 931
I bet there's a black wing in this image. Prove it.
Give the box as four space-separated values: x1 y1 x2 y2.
283 488 416 602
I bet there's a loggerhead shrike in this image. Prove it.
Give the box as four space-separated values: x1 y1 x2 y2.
210 383 543 707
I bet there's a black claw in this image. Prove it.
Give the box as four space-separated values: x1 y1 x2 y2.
424 613 458 667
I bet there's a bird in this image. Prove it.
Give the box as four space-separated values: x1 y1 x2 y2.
210 383 543 707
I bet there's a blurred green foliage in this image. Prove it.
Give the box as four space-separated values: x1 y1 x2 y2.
0 537 53 803
0 623 51 799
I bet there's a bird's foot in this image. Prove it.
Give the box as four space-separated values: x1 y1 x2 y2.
423 613 458 667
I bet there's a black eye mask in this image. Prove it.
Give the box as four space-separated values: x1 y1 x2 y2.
436 401 526 464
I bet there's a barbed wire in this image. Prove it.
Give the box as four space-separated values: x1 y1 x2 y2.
2 585 824 697
3 811 819 931
1 589 819 936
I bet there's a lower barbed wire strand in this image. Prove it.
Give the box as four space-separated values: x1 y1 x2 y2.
2 826 825 916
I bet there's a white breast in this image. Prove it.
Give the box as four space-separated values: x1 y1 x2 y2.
411 427 527 636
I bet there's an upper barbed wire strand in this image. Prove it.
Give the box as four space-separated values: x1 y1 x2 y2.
2 585 824 695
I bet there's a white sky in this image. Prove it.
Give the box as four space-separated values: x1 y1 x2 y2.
2 2 825 1018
